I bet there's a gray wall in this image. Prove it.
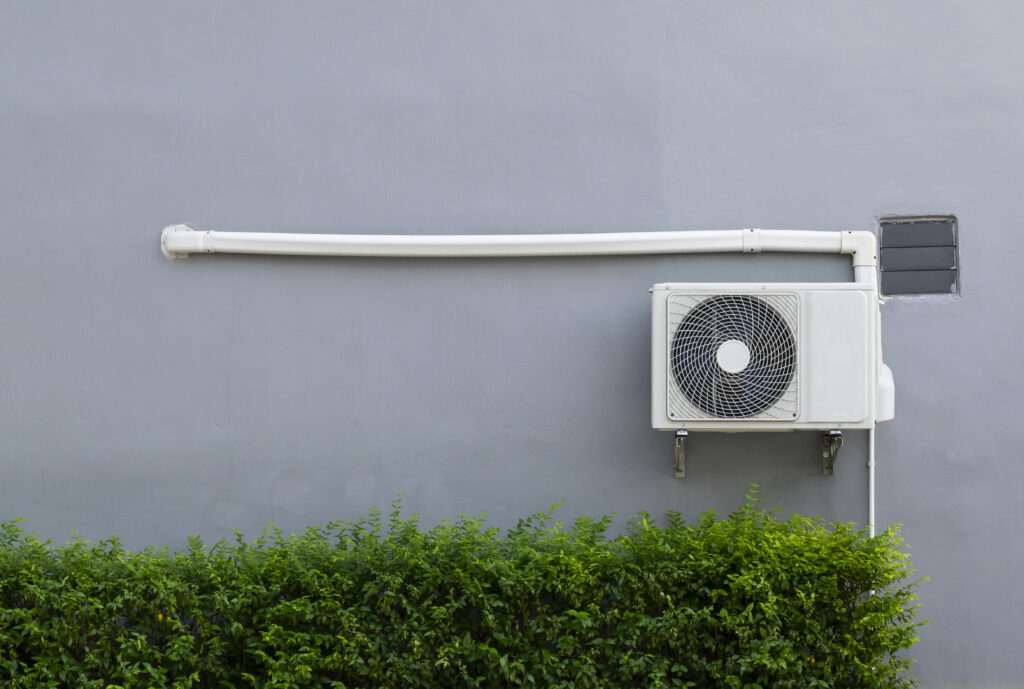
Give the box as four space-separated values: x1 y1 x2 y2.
1 2 1021 685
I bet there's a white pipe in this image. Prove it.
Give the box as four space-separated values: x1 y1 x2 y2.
161 225 877 276
187 229 746 257
868 427 876 538
854 265 877 287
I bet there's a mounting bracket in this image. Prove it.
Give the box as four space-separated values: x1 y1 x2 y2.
674 430 688 478
673 429 845 478
821 430 843 476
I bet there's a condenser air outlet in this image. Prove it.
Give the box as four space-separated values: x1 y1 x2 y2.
667 292 800 422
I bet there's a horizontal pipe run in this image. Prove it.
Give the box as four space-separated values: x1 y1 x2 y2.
214 230 749 257
160 225 876 286
161 225 867 257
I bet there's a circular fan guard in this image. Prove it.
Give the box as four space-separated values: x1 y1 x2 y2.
670 295 796 418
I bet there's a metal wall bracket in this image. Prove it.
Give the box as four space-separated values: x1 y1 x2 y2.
821 430 843 476
674 430 688 478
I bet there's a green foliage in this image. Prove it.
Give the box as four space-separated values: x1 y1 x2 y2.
0 491 923 688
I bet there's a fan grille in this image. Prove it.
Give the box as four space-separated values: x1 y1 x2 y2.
667 293 799 420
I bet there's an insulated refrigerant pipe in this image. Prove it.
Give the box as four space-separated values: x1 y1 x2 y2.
161 225 878 284
160 223 882 533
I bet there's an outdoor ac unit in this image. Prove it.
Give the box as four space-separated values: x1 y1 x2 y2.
652 282 894 431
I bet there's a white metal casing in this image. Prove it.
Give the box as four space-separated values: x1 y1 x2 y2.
652 282 891 431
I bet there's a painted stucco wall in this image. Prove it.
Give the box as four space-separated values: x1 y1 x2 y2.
2 2 1022 685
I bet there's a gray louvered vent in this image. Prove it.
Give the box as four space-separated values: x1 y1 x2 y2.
879 216 959 295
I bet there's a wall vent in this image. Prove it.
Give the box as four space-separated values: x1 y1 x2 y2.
879 215 959 296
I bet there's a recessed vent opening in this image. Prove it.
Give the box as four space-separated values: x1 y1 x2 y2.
879 215 959 296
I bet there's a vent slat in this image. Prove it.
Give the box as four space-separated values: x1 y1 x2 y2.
881 246 956 271
880 220 956 248
881 270 957 295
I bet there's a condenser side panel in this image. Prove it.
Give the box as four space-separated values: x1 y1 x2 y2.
800 290 871 424
651 288 671 429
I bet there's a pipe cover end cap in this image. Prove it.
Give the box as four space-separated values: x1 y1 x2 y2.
161 224 195 259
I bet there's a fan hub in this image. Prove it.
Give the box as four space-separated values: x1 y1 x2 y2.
716 339 751 374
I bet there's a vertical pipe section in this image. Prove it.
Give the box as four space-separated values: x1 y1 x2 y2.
868 427 876 538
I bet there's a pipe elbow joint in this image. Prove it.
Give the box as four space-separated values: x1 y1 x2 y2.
161 225 211 259
841 230 878 268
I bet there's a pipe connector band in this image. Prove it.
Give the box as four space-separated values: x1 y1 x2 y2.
742 228 762 253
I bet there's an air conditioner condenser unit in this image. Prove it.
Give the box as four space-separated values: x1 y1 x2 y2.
652 282 894 432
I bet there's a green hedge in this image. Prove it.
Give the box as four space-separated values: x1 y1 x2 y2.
0 491 923 689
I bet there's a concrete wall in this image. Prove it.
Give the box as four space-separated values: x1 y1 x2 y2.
2 2 1021 685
